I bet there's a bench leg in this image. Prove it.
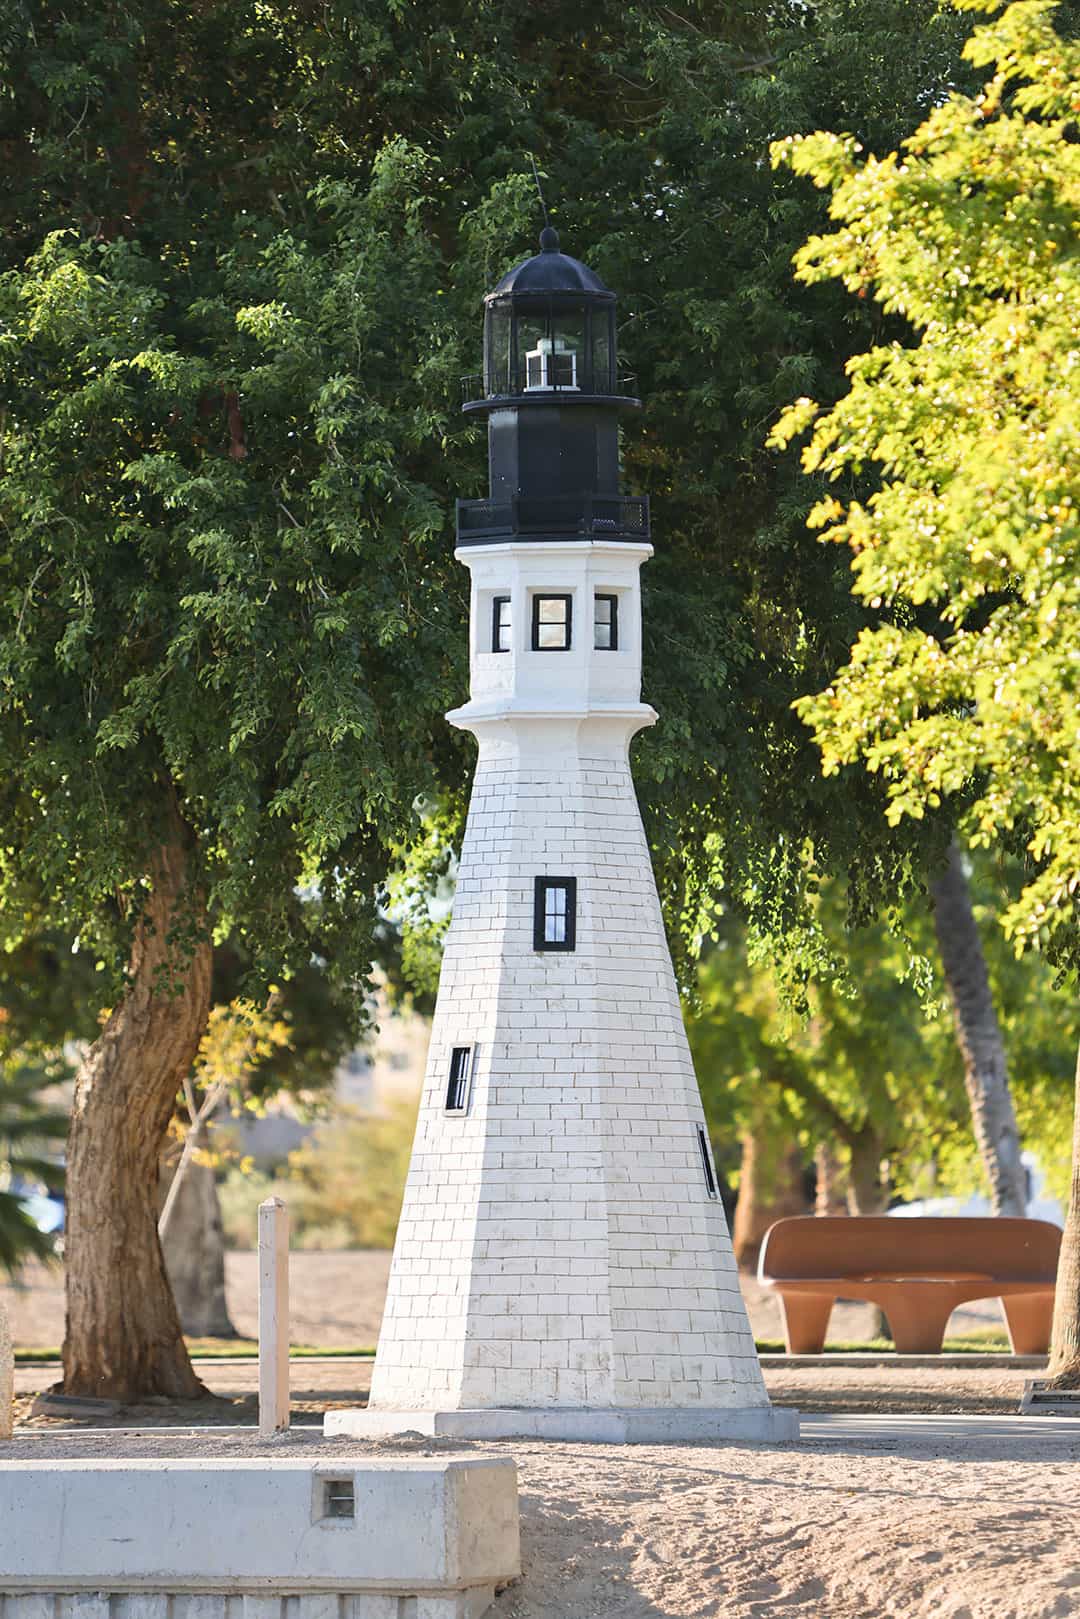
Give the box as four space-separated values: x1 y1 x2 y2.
778 1294 833 1354
878 1292 955 1353
1002 1293 1053 1355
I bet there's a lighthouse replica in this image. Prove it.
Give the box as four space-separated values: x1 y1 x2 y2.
328 230 795 1442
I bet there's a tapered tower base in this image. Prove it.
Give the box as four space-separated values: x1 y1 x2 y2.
342 534 793 1445
325 1404 799 1444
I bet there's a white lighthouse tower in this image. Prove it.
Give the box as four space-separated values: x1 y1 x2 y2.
328 229 795 1443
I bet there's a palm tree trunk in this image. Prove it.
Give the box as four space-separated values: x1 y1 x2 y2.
63 800 211 1400
929 839 1026 1216
1048 1036 1080 1385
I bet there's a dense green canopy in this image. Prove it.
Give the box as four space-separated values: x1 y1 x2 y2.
0 0 1006 1003
774 0 1080 962
770 0 1080 1374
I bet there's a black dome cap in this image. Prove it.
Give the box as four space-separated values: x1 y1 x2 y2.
487 227 614 301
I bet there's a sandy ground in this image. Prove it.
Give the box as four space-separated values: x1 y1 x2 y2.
5 1253 1073 1617
4 1423 1079 1618
0 1249 1005 1349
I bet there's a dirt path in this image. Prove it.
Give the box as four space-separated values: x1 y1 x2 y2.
13 1355 1035 1428
0 1250 1004 1348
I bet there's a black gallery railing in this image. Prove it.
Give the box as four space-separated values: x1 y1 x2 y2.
455 494 651 544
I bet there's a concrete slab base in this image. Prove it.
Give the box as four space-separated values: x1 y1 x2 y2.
324 1404 799 1444
0 1595 498 1619
0 1457 519 1618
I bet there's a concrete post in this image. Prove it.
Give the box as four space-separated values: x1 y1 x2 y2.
0 1298 12 1439
258 1196 289 1436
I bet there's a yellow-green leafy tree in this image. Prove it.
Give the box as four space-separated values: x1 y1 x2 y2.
770 0 1080 1381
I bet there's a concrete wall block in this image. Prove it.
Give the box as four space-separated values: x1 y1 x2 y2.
0 1462 518 1599
178 1599 233 1619
58 1601 109 1619
341 1600 399 1619
291 1597 340 1619
5 1598 59 1619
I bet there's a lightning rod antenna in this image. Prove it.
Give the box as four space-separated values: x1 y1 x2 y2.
528 153 549 227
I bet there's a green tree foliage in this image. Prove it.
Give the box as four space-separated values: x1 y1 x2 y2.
5 0 1074 1386
770 0 1080 1376
690 859 1078 1210
219 1101 418 1253
2 0 1043 1040
771 0 1080 956
0 940 72 1272
0 1065 67 1272
0 151 464 998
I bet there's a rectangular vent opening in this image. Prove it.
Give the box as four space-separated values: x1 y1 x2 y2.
698 1126 718 1200
323 1477 355 1519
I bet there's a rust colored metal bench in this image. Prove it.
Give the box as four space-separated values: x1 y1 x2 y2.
757 1215 1060 1354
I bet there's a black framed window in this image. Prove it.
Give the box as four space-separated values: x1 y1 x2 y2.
446 1046 473 1113
491 595 512 653
697 1126 718 1199
594 593 618 651
531 594 572 651
534 876 577 951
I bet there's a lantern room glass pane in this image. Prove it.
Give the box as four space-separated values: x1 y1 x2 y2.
549 309 584 391
515 312 549 392
485 304 512 395
590 309 614 394
514 306 587 393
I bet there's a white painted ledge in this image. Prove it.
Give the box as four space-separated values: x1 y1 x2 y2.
325 1406 799 1444
0 1458 519 1603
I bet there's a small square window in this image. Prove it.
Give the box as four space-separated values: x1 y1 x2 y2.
534 876 577 952
697 1126 718 1199
492 595 512 653
531 594 572 651
446 1046 473 1113
594 594 619 651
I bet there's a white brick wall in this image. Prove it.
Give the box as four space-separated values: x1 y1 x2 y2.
368 544 767 1415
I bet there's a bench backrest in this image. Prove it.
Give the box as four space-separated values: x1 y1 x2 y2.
758 1215 1060 1283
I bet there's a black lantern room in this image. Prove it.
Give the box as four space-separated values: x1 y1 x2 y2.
457 227 649 547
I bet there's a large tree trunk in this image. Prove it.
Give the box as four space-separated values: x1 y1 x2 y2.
159 1123 237 1340
929 838 1027 1216
814 1141 848 1216
847 1132 889 1214
63 804 211 1399
1048 1036 1080 1385
731 1124 809 1268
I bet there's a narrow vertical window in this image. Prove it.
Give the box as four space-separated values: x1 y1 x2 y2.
491 595 512 653
446 1046 473 1113
697 1126 718 1199
594 593 618 650
531 594 572 651
533 876 577 952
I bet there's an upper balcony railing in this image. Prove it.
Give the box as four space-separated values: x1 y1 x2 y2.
459 373 639 407
456 493 651 545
